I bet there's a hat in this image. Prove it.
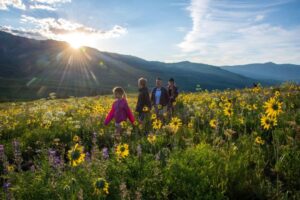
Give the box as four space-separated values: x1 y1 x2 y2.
169 78 174 82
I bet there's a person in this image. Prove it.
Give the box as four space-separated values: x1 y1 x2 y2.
151 77 169 119
167 78 179 116
135 77 151 122
104 87 135 141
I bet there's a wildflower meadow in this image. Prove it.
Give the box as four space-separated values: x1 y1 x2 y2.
0 83 300 199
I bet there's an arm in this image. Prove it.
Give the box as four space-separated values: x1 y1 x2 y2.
104 106 115 125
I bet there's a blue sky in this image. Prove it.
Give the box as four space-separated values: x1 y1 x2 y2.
0 0 300 65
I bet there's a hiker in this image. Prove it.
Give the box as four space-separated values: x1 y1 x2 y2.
135 77 151 122
151 77 169 119
104 87 135 141
167 78 179 116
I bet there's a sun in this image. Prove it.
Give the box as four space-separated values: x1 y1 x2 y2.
63 32 87 49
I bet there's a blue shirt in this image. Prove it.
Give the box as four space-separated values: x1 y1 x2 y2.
155 88 161 105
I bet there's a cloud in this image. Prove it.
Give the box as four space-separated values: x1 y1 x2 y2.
255 14 264 22
1 15 127 42
0 0 25 10
30 0 71 5
29 4 56 11
177 0 300 65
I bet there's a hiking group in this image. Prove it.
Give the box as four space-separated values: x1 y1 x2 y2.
104 77 179 140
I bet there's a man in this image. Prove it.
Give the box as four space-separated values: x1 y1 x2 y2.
167 78 179 116
151 77 169 118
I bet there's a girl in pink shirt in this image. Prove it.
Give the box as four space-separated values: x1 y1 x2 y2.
104 87 135 140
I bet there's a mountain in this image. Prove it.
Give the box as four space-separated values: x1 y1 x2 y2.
222 62 300 83
0 31 271 101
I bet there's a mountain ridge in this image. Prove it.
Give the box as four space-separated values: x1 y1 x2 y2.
1 31 298 101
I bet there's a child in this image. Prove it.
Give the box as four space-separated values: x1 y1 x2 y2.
104 87 135 141
135 77 151 122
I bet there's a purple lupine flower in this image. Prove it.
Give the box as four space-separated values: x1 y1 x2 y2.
85 152 91 162
3 181 13 200
48 149 56 166
102 147 109 159
137 144 142 157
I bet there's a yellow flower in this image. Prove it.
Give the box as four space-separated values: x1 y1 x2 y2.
239 117 244 125
147 134 156 144
169 117 182 130
115 143 129 159
68 144 85 167
260 115 277 130
94 178 109 195
142 106 149 112
275 91 280 97
73 135 80 143
7 164 15 172
188 121 193 129
223 107 233 117
263 97 283 118
209 119 217 129
255 136 265 145
120 121 128 129
152 119 162 130
157 104 162 110
151 114 157 120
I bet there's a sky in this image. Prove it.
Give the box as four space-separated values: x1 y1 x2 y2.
0 0 300 65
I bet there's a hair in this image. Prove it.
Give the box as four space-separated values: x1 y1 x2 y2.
169 78 174 82
112 87 126 99
156 77 162 81
138 77 147 88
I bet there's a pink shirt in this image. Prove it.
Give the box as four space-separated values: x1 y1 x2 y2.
104 98 135 125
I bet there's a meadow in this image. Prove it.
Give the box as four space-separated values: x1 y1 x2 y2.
0 83 300 200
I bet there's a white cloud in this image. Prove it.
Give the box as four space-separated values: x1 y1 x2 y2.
0 0 25 10
30 0 71 4
2 15 127 42
177 0 300 65
29 4 56 11
255 14 264 22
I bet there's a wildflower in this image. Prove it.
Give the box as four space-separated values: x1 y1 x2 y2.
263 97 283 118
255 136 265 145
209 119 217 129
152 119 162 130
102 147 109 159
151 114 157 120
142 106 149 112
53 138 60 146
147 134 156 144
224 107 233 117
133 121 139 126
188 121 193 129
224 129 236 139
260 115 277 130
68 144 85 167
7 164 15 172
120 121 127 129
73 135 80 143
157 104 162 110
115 143 129 159
167 117 182 133
94 178 109 195
275 91 280 97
